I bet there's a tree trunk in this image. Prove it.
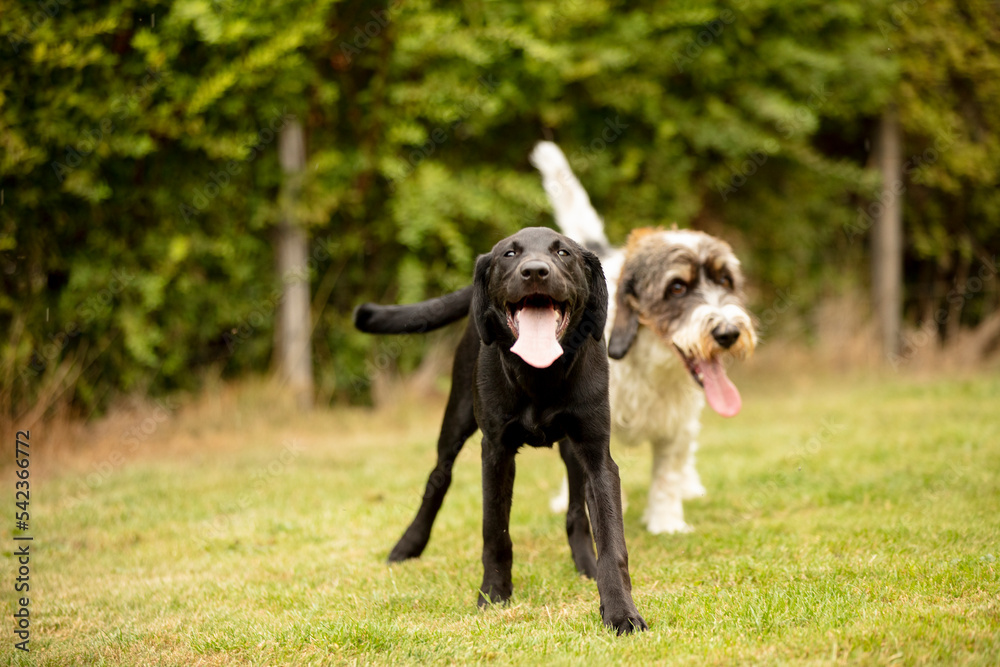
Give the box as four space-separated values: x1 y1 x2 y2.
872 105 903 360
275 118 313 410
945 254 969 342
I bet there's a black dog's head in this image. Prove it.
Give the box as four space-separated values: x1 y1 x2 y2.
471 227 607 368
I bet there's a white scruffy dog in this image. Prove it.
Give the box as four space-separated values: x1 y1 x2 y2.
531 142 757 534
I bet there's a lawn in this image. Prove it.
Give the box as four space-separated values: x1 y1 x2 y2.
5 371 999 665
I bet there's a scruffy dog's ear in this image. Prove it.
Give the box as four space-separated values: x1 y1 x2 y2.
582 248 608 343
607 269 640 359
471 253 499 345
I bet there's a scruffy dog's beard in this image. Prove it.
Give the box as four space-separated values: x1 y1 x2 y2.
619 228 757 418
658 302 756 417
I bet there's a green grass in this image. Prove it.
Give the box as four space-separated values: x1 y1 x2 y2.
6 373 999 665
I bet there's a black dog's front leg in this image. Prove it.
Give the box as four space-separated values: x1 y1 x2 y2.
478 439 516 607
388 325 479 563
572 439 648 635
388 389 477 563
559 439 597 578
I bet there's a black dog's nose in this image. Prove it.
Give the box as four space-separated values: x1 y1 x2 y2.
712 323 740 349
520 260 550 281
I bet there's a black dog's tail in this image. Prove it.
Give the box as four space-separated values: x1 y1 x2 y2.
353 285 473 334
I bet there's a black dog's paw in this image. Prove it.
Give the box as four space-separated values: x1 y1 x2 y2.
573 551 598 580
601 604 649 635
386 543 419 563
477 585 512 609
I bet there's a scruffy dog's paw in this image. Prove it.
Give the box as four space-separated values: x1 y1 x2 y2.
680 472 707 500
643 505 694 534
646 516 694 535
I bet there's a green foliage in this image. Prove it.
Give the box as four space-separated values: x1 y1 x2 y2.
0 0 997 412
886 0 1000 329
1 0 342 412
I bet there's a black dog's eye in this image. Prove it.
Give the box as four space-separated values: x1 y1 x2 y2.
556 248 570 257
504 250 517 258
666 279 688 298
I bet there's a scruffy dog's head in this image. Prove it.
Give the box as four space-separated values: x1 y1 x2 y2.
608 228 757 416
472 227 607 368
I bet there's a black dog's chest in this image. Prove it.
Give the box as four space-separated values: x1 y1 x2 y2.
503 404 566 449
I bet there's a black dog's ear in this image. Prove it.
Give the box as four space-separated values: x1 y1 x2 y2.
607 270 639 360
582 248 608 343
471 253 499 345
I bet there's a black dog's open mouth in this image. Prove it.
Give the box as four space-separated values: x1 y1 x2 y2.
672 343 742 418
506 295 569 338
505 295 569 368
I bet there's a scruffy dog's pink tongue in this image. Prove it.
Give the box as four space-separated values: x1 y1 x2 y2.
510 306 563 368
696 358 742 417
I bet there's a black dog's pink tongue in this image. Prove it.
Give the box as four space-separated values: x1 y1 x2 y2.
510 306 563 368
695 358 742 417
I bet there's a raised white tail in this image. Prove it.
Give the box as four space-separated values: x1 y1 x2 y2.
529 141 610 253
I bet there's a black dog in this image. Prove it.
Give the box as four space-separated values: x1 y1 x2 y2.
354 227 646 634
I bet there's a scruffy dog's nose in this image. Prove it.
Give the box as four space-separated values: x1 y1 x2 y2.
711 323 740 349
520 260 550 281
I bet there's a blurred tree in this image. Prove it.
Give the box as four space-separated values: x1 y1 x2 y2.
0 0 343 417
872 105 903 359
883 0 1000 357
1 0 997 417
276 118 313 410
